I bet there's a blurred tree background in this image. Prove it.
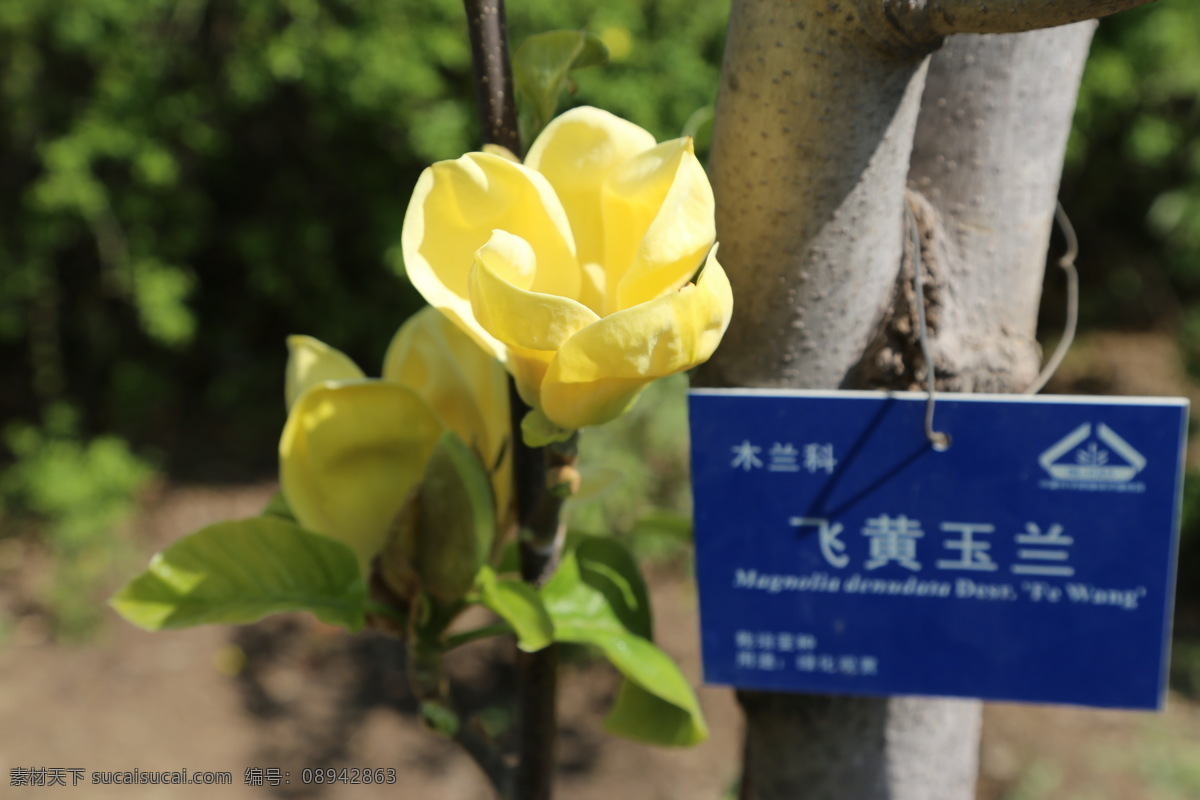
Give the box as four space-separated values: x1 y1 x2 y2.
1060 1 1200 334
0 0 1197 636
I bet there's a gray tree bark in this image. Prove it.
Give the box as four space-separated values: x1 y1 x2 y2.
698 1 1153 798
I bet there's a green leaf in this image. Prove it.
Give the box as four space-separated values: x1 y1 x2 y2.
514 30 608 140
541 536 706 746
416 432 497 605
590 633 708 747
260 491 297 523
476 566 553 652
521 407 575 448
544 536 652 639
110 517 367 631
420 700 461 738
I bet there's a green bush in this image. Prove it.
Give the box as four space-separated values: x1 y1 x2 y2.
1 403 153 638
1064 3 1200 330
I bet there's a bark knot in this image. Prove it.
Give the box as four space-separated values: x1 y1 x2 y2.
848 190 951 391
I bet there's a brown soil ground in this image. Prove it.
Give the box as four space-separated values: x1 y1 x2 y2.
1 332 1198 800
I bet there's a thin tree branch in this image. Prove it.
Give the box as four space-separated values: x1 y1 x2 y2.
860 0 1156 53
509 383 543 553
462 4 563 798
463 0 522 156
505 378 566 800
511 430 577 800
519 434 577 585
514 646 558 800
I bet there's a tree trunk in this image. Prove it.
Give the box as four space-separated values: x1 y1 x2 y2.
698 0 1151 797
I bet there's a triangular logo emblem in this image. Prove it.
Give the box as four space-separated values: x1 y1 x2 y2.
1038 422 1146 483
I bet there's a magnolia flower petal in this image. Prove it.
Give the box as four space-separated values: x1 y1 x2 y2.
617 145 717 309
525 106 656 273
284 336 365 410
382 307 507 459
467 231 600 408
600 138 714 314
509 344 555 411
280 381 443 569
473 228 537 289
539 250 732 430
540 375 650 434
470 231 601 352
382 306 512 522
402 152 581 356
578 262 609 317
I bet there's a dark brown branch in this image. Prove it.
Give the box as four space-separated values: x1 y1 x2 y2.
508 383 543 552
519 433 577 585
860 0 1156 52
510 408 576 800
462 6 562 797
514 646 558 800
504 384 562 800
463 0 522 156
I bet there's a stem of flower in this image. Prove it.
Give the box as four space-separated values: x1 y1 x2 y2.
507 389 564 800
442 623 514 651
509 383 544 551
518 433 578 585
514 644 558 799
463 0 522 157
514 429 577 800
462 3 562 798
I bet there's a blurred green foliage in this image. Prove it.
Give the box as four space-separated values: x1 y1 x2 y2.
3 404 150 546
0 403 151 637
1063 2 1200 334
570 374 694 565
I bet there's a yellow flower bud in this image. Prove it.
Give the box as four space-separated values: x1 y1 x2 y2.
279 307 510 572
411 432 497 606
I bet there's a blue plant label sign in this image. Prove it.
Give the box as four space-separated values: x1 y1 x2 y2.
689 389 1189 709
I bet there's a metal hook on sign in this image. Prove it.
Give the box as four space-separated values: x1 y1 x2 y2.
906 207 951 451
1024 201 1080 395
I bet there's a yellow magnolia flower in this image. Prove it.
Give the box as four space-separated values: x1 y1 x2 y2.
279 307 511 569
402 106 733 431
